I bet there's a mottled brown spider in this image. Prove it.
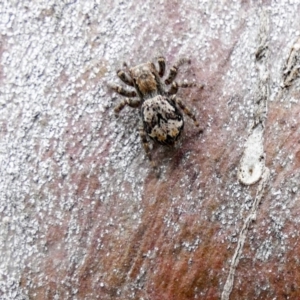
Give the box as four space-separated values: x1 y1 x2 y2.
110 56 200 164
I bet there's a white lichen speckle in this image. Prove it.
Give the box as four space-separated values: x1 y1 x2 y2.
238 124 265 185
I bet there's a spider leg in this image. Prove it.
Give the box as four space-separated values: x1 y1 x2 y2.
117 68 134 86
167 81 197 95
110 84 136 97
139 120 153 163
165 58 191 85
114 98 141 115
157 56 166 77
171 95 199 127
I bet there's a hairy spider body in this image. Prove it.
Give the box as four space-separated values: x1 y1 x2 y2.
130 63 164 98
141 95 183 146
110 56 199 163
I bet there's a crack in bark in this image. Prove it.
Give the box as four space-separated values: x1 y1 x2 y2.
222 9 270 300
221 168 270 300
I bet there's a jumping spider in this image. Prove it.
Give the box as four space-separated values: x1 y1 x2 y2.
110 56 200 164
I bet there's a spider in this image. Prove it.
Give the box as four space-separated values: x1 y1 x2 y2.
110 56 200 164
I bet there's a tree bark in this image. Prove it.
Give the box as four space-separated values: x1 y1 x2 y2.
1 1 300 299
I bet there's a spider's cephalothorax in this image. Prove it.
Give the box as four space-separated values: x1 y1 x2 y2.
110 56 199 163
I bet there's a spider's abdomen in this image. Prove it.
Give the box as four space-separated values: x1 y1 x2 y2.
141 95 184 146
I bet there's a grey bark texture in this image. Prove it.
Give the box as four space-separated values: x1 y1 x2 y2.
1 1 300 299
